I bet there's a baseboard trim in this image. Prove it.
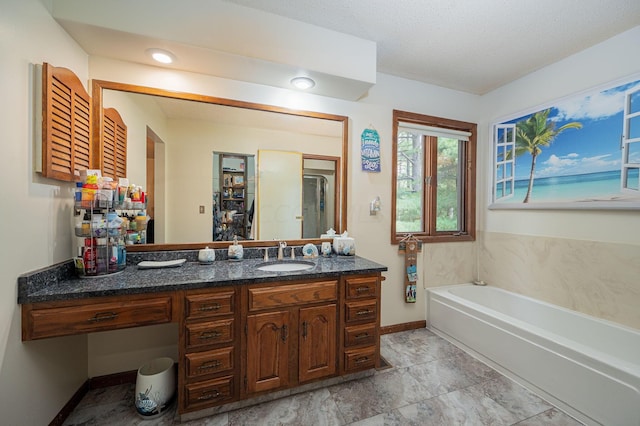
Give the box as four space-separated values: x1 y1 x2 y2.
49 380 90 426
49 370 138 426
380 320 426 335
89 369 137 389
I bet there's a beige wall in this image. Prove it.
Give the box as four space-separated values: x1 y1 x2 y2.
0 1 89 424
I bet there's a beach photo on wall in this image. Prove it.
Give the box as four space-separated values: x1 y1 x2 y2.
491 76 640 209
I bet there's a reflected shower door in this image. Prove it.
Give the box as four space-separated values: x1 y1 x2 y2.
302 175 327 238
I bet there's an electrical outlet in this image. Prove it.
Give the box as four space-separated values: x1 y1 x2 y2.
199 205 205 214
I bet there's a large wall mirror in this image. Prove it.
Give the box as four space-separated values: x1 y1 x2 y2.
91 80 348 251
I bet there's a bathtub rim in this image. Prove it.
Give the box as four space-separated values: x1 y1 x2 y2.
427 283 640 426
427 283 640 377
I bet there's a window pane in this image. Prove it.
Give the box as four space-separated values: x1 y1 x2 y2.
627 140 640 164
436 138 461 232
624 168 639 190
395 131 424 232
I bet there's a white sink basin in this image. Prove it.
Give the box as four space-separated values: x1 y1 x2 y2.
256 261 315 272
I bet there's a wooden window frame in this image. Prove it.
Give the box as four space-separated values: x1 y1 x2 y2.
391 110 477 244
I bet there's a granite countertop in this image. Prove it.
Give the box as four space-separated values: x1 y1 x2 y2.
18 254 387 304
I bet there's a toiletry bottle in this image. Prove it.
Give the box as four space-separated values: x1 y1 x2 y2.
108 238 118 272
83 238 97 275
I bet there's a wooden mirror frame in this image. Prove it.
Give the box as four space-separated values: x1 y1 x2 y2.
91 80 349 251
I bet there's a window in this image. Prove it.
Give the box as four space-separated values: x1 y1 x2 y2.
392 110 476 243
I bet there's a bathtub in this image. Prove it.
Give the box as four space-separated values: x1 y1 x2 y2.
426 284 640 426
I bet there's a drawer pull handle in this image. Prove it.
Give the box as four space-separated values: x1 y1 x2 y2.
355 333 369 339
197 360 221 371
356 309 374 316
87 312 118 323
199 303 221 312
355 356 370 364
199 330 222 340
197 390 220 400
355 286 371 293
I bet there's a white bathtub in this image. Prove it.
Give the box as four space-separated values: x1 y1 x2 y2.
426 284 640 426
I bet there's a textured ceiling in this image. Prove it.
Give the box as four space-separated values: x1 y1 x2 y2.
224 0 640 94
53 0 640 96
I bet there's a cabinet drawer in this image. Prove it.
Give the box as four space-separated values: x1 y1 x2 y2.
185 319 234 350
23 295 173 340
344 323 376 347
344 346 377 372
185 347 234 379
249 280 337 311
184 375 234 410
345 277 378 299
185 289 235 320
344 300 377 324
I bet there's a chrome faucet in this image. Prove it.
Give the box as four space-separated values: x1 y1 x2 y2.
277 241 287 260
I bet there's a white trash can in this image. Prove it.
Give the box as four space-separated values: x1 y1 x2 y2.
135 357 176 418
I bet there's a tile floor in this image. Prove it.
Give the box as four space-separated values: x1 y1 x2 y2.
63 328 583 425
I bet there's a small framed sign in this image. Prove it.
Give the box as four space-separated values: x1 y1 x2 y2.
361 128 381 172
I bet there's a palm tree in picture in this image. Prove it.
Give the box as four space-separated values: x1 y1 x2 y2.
515 109 582 203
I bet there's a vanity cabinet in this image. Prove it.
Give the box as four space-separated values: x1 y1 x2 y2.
245 280 338 395
21 269 383 417
22 293 175 341
179 287 240 412
342 276 380 373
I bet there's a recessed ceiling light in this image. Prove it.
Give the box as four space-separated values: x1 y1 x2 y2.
290 76 315 90
146 48 175 64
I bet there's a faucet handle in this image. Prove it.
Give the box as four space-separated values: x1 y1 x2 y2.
279 241 287 248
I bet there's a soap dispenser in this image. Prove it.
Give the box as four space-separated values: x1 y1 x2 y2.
228 236 243 261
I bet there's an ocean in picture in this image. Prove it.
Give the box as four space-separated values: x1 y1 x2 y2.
501 169 639 203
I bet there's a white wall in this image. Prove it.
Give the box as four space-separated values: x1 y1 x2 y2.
0 1 90 424
478 27 640 329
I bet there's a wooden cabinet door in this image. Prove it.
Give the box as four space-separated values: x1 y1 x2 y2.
246 310 290 394
299 304 336 383
41 63 91 182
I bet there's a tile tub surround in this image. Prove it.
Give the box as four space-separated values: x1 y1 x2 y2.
62 329 583 426
479 231 640 331
18 248 386 304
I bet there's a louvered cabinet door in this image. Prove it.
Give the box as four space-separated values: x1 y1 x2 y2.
41 63 91 181
101 107 127 180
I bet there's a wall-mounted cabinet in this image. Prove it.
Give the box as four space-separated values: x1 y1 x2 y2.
40 63 92 182
38 63 128 182
99 107 127 180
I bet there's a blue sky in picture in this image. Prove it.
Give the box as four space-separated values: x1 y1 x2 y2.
502 78 640 181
